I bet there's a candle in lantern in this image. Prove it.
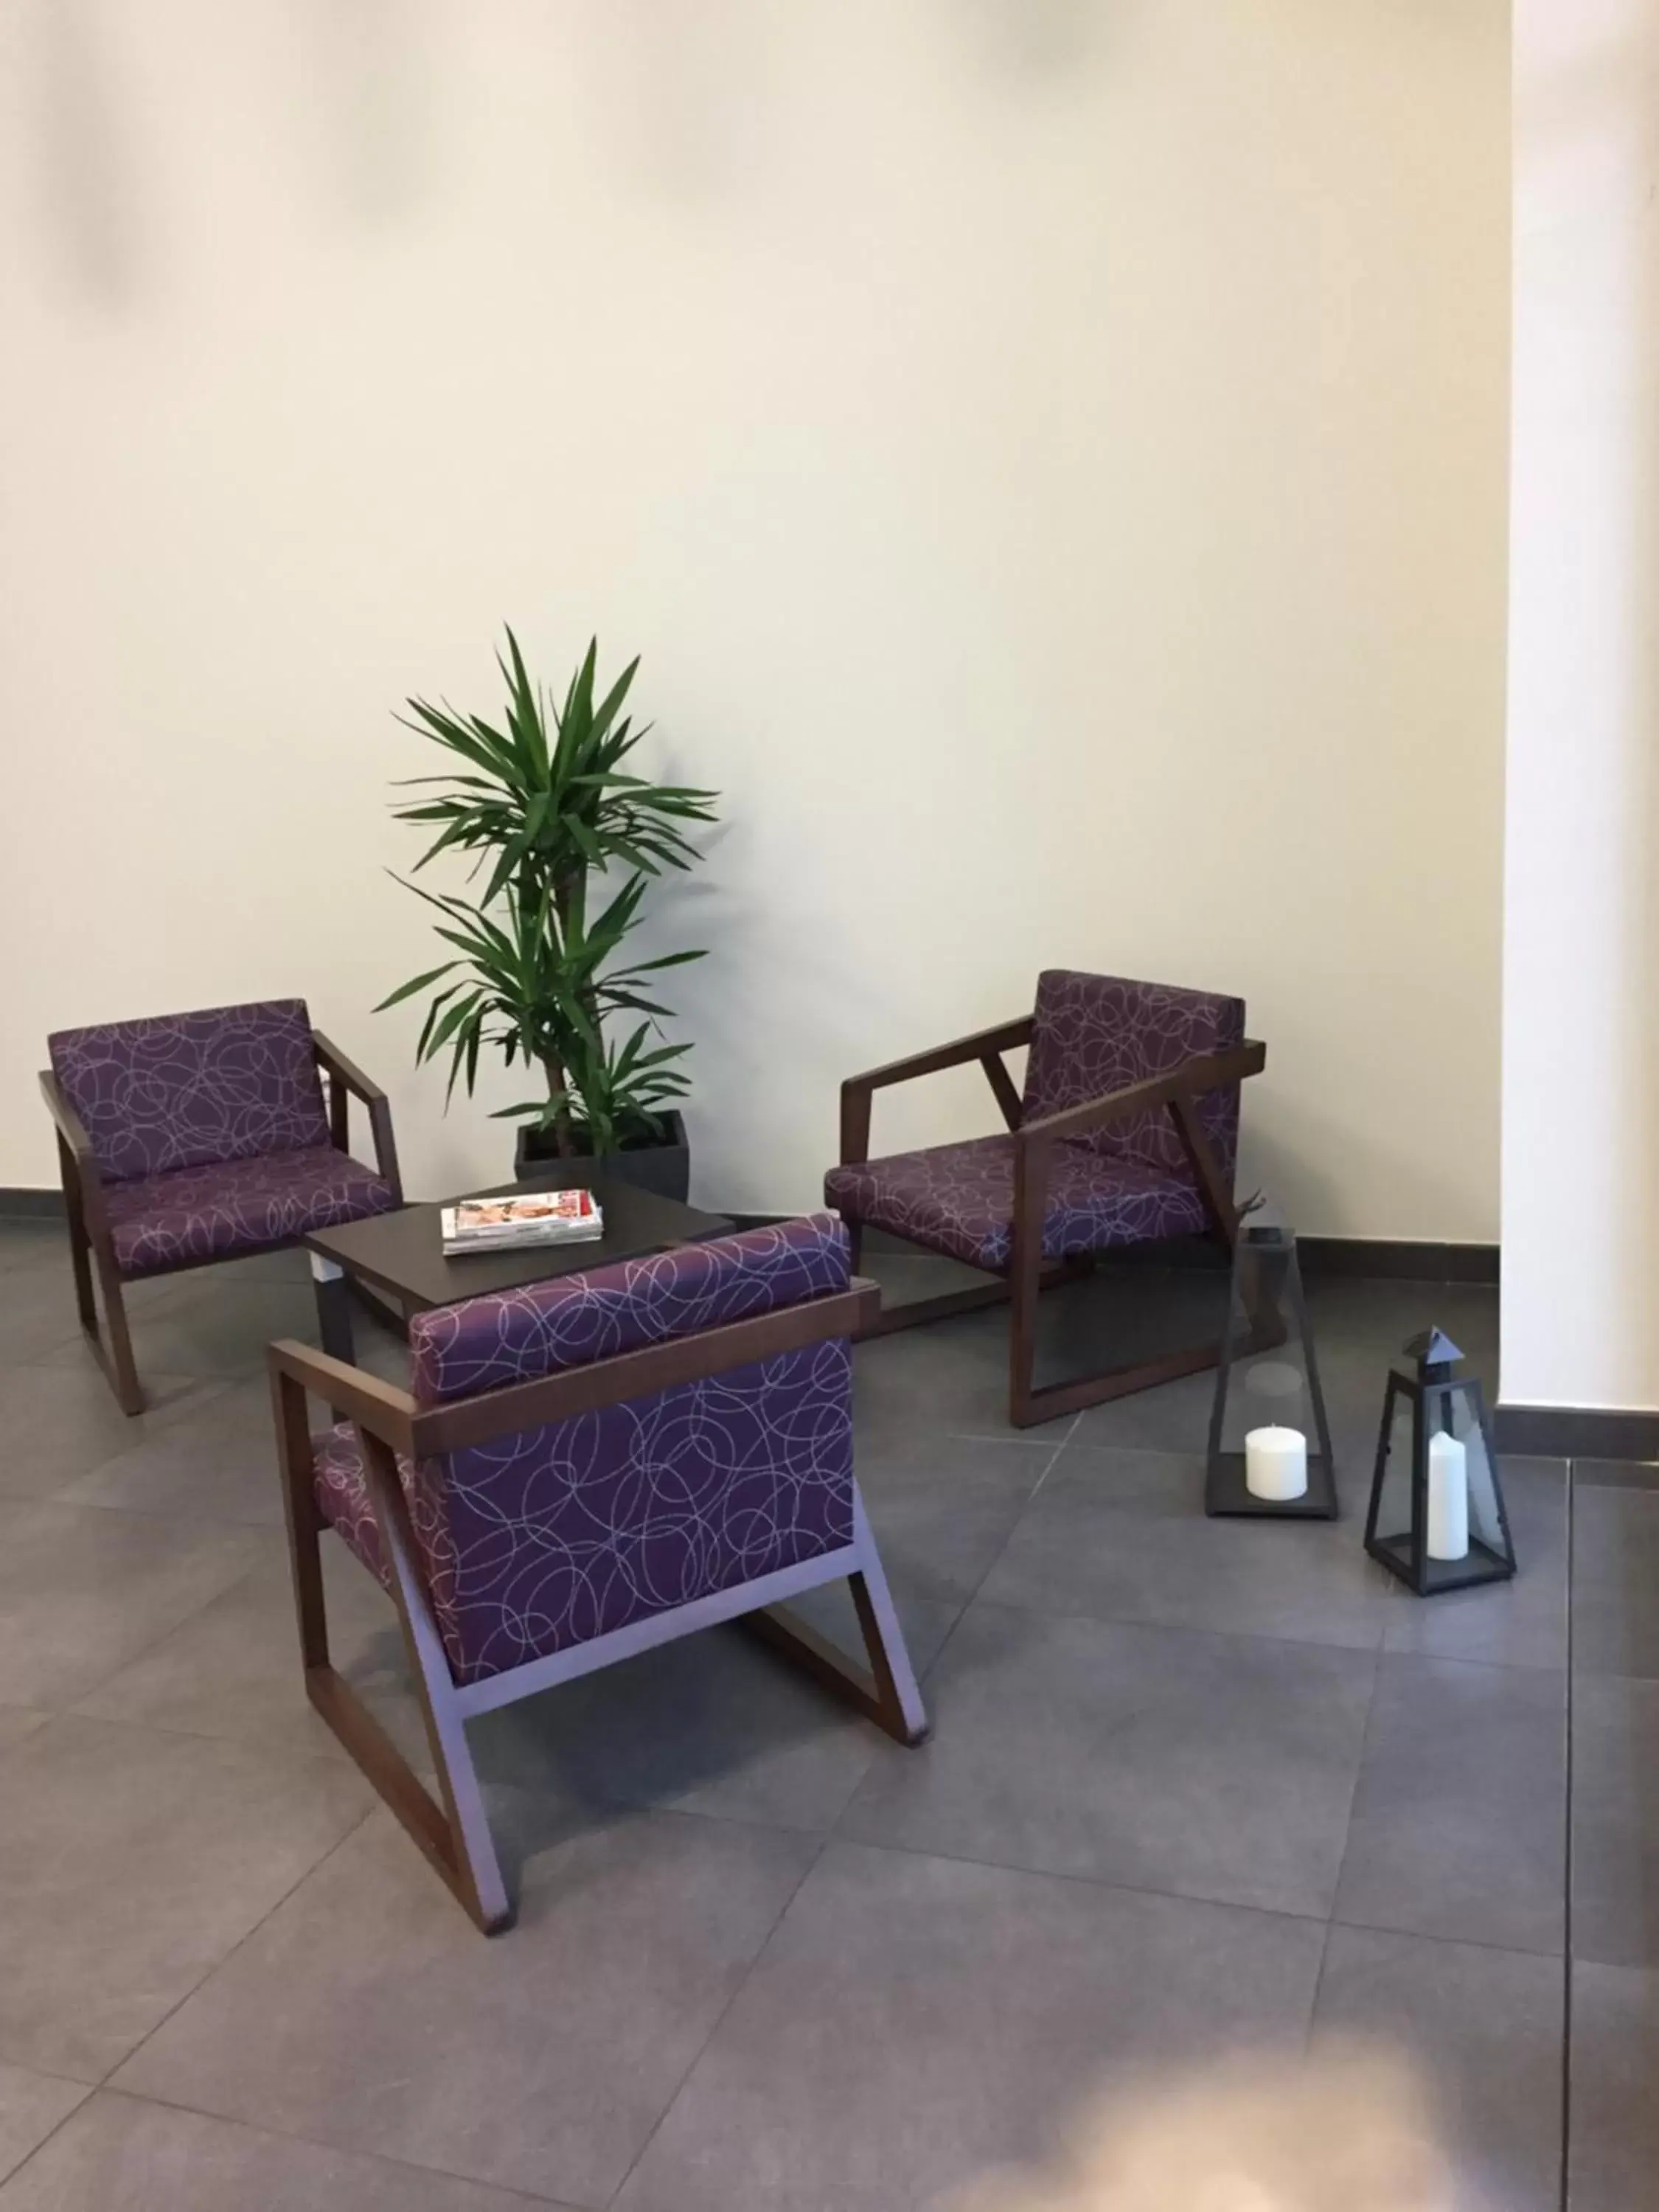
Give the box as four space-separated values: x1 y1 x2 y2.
1427 1429 1469 1561
1245 1425 1308 1502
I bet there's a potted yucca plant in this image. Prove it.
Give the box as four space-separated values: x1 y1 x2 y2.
378 629 717 1198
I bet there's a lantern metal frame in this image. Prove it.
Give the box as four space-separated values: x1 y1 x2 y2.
1204 1213 1338 1520
1362 1329 1516 1596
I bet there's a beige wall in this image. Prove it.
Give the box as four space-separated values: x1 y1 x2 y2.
0 1 1509 1233
1503 0 1659 1411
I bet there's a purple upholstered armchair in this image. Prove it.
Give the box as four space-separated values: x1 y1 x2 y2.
41 998 402 1413
268 1212 926 1933
826 970 1266 1427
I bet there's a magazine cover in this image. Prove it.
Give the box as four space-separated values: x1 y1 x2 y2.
440 1189 604 1252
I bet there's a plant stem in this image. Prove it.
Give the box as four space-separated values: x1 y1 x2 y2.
540 1053 577 1157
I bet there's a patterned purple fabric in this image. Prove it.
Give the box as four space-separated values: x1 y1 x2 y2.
824 972 1245 1273
1022 970 1245 1179
409 1213 851 1405
48 998 330 1183
313 1215 857 1685
105 1145 397 1277
825 1134 1208 1271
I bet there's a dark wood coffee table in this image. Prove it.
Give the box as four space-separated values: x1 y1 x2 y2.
302 1179 734 1366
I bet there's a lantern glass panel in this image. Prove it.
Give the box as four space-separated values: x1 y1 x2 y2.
1214 1232 1323 1461
1205 1202 1337 1517
1435 1382 1506 1557
1368 1374 1419 1554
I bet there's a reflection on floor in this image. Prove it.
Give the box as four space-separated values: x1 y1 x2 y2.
0 1217 1644 2209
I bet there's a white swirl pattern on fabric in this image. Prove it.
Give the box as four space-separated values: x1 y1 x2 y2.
825 970 1245 1272
49 998 332 1181
315 1216 858 1683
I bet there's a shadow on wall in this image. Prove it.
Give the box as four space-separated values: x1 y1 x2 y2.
299 0 435 228
24 0 1113 303
30 0 139 302
25 0 438 302
950 0 1104 74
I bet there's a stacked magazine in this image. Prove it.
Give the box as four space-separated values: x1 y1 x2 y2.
440 1189 605 1258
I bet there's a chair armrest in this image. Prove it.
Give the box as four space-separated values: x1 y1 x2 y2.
839 1015 1033 1164
268 1339 418 1456
39 1069 113 1236
1015 1040 1267 1152
313 1030 387 1105
39 1068 96 1165
417 1279 882 1454
312 1030 403 1201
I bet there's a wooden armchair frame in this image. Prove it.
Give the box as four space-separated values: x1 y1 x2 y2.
41 1028 403 1417
270 1273 926 1933
838 1021 1269 1427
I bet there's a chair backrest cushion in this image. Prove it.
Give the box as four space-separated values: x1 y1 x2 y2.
49 998 329 1183
1021 970 1245 1182
409 1211 852 1403
400 1215 858 1683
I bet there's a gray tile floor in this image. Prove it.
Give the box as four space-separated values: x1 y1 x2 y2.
0 1218 1641 2208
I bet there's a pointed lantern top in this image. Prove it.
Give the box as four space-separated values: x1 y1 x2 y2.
1405 1326 1463 1374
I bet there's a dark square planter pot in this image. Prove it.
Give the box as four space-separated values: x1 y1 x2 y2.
512 1110 690 1203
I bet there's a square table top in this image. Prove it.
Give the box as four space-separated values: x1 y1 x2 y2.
304 1179 734 1312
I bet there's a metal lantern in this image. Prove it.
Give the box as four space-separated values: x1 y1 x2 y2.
1363 1327 1515 1596
1205 1205 1338 1519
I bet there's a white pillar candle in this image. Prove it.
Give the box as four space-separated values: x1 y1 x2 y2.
1427 1430 1470 1561
1245 1425 1308 1502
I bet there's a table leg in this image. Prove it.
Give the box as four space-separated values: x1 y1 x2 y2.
310 1252 355 1364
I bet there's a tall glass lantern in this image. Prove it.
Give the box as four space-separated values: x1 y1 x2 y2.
1205 1204 1338 1520
1363 1328 1515 1596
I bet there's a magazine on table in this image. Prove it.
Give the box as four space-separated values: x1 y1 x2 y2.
440 1189 604 1257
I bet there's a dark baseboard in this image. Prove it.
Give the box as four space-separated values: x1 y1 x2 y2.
855 1221 1498 1283
0 1188 1501 1293
1571 1457 1659 1492
0 1187 63 1220
1295 1238 1499 1285
1494 1402 1659 1463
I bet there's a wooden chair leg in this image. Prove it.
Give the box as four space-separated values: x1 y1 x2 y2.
269 1380 509 1930
1001 1106 1281 1429
856 1253 1093 1341
1007 1140 1046 1427
847 1490 928 1742
58 1133 144 1415
58 1135 98 1335
355 1435 512 1933
742 1490 928 1747
95 1262 145 1416
272 1368 330 1669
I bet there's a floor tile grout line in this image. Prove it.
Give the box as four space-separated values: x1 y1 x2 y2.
94 1804 382 2096
0 2079 94 2197
889 1431 1074 1694
822 1821 1568 1959
1301 1917 1339 2062
957 1585 1392 1666
1019 1427 1077 1504
56 2082 568 2208
1322 1909 1568 1966
1321 1643 1386 1945
601 1836 832 2211
18 1549 279 1719
55 1697 358 1759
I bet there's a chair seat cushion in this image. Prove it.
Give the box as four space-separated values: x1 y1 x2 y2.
105 1145 398 1276
824 1133 1208 1272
